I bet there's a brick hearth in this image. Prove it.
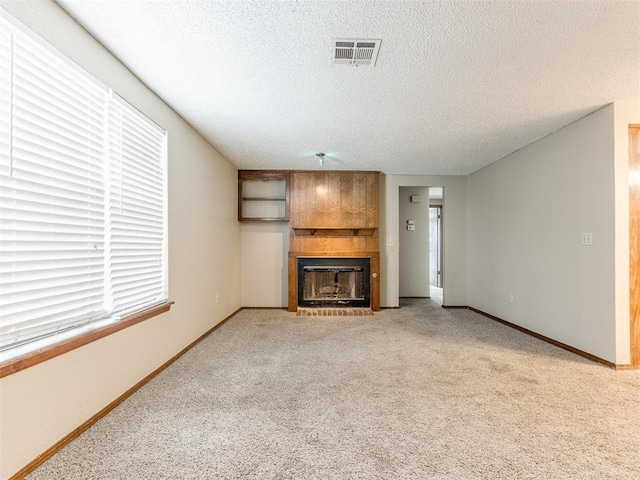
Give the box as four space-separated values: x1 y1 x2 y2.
296 308 374 317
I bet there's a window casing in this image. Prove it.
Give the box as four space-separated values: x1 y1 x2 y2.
0 12 168 361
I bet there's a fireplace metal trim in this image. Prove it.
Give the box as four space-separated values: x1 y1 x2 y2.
297 257 371 308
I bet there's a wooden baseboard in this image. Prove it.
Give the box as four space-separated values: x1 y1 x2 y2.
441 305 468 309
468 307 635 370
9 308 242 480
613 364 637 370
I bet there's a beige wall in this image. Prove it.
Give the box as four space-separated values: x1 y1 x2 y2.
381 174 468 307
241 222 290 307
467 104 625 363
399 187 430 297
0 2 241 478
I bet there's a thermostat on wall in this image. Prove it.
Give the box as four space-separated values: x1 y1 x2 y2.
411 195 422 203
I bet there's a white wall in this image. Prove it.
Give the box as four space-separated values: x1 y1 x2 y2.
467 105 623 363
399 187 430 297
0 2 241 478
381 174 468 307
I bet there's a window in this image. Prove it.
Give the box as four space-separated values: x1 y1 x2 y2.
0 13 168 361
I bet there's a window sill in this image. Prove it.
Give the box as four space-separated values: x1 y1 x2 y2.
0 301 174 379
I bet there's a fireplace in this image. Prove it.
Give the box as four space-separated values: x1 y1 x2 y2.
297 258 370 308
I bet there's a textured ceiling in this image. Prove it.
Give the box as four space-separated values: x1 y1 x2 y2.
56 0 639 175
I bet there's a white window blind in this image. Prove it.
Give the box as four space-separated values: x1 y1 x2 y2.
107 95 167 315
0 26 11 177
0 13 167 355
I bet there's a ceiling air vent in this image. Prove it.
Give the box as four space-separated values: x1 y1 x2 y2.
332 39 381 67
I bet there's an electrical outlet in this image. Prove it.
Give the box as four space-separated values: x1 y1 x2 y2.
509 294 514 304
386 238 394 247
581 233 593 246
216 293 219 304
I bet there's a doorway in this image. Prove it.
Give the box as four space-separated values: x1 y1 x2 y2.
429 188 443 304
398 186 444 305
429 205 442 288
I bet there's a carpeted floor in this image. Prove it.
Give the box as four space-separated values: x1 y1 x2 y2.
27 298 640 479
429 286 443 303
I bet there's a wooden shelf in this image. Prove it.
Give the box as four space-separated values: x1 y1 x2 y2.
238 170 290 222
293 228 376 237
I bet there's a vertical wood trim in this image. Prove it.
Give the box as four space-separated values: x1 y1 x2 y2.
288 253 298 312
284 172 291 221
237 174 243 222
371 252 380 311
630 127 640 367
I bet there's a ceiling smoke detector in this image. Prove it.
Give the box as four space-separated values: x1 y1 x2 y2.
332 39 381 67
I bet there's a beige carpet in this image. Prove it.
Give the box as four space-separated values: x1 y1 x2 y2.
27 298 640 479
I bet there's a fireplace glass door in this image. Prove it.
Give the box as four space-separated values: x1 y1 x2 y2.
298 258 370 308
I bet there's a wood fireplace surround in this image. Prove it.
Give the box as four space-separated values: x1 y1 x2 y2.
286 171 380 312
